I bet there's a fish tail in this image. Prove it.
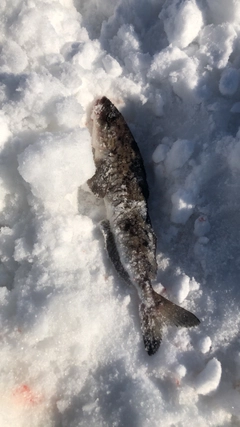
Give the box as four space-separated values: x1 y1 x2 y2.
139 289 200 356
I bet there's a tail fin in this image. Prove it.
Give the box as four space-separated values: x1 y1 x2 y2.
139 289 200 356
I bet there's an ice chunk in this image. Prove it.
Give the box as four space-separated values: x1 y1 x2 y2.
195 358 222 395
219 68 240 96
160 0 203 49
199 23 237 69
152 144 169 164
206 0 240 25
74 40 101 70
0 40 28 73
150 91 164 117
228 140 240 171
194 215 211 237
171 189 194 224
149 46 189 81
197 336 212 354
102 54 122 77
175 364 187 379
18 130 95 202
165 139 194 173
149 46 200 101
53 97 84 128
170 273 190 304
231 102 240 113
0 113 11 148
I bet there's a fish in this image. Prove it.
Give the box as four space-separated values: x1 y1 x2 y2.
87 96 200 355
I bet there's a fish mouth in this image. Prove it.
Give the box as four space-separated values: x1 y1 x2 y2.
95 96 111 111
92 96 120 127
93 97 109 119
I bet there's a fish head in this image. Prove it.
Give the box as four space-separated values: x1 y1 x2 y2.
90 97 122 159
93 97 120 128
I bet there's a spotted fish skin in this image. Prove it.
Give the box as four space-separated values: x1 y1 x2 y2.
88 96 200 355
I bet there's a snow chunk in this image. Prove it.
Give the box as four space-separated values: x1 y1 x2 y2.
111 24 140 63
171 189 194 224
149 46 200 102
231 102 240 113
219 68 240 96
0 113 11 148
18 130 95 202
199 24 237 69
152 144 169 164
197 336 212 354
102 54 122 77
148 91 165 117
194 215 211 237
73 40 101 70
228 139 240 171
171 273 190 304
195 358 222 395
160 0 203 49
165 139 194 173
206 0 240 25
53 97 84 128
0 40 28 73
149 46 188 81
175 364 187 379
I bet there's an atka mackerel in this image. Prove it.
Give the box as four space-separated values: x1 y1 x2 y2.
87 96 200 355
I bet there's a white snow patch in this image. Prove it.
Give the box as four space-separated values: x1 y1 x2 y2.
206 0 240 25
160 0 203 49
174 364 187 379
0 113 11 147
195 358 222 395
18 130 95 203
228 137 240 171
0 40 28 73
171 189 195 224
199 23 237 69
149 47 199 102
231 102 240 113
197 336 212 354
152 144 169 164
194 215 211 237
102 54 122 77
165 139 194 173
170 273 190 304
219 67 240 96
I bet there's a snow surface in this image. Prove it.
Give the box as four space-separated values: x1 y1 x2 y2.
0 0 240 426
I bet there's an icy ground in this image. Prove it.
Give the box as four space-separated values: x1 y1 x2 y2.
0 0 240 426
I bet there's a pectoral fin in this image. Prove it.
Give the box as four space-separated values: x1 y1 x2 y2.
87 162 108 198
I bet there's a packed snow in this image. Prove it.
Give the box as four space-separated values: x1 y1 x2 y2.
0 0 240 426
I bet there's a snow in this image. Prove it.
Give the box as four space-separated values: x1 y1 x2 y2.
198 23 237 69
195 358 222 395
165 138 194 173
18 129 94 203
152 143 169 163
0 0 240 426
159 0 203 49
197 336 212 354
219 68 240 96
194 215 211 237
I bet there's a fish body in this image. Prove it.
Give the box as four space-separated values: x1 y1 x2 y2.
88 96 200 355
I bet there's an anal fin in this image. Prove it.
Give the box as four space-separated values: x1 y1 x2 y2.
100 220 132 286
